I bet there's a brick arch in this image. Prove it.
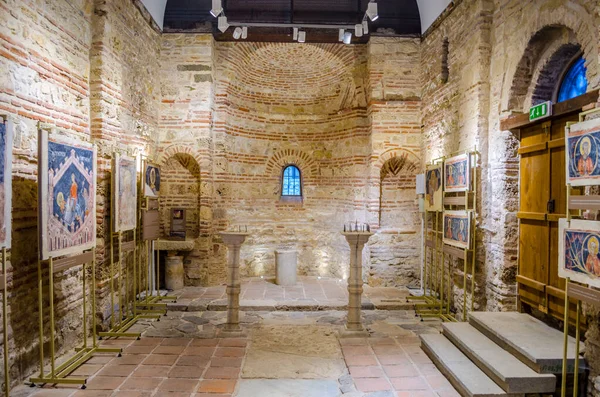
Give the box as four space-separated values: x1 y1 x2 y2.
158 145 203 170
265 148 318 178
375 149 420 178
502 4 599 112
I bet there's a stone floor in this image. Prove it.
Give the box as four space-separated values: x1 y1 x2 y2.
13 310 459 397
169 277 413 312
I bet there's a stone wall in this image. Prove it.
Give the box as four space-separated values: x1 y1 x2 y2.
0 0 161 388
422 0 600 394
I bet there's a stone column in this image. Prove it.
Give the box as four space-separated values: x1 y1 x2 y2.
219 232 249 336
341 231 373 337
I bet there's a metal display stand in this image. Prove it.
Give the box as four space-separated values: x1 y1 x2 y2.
1 249 8 396
560 109 600 397
137 157 176 312
415 149 479 322
30 251 122 388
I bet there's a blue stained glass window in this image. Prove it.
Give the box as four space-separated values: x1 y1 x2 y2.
557 57 588 103
282 165 301 196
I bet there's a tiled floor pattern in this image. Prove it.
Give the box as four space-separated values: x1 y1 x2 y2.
16 311 459 397
22 337 247 397
171 277 411 311
340 337 459 397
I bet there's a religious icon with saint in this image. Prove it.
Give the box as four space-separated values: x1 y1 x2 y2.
443 210 471 249
566 117 600 186
559 218 600 288
425 163 442 211
144 162 161 198
444 154 470 192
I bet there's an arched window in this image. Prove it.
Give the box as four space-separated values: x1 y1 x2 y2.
557 56 588 102
282 165 301 196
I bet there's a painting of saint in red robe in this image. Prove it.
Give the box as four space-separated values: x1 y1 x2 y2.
566 118 600 186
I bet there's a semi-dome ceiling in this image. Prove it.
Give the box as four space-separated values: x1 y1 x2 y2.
140 0 451 40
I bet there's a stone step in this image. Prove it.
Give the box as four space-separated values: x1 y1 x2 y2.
442 322 556 394
468 312 582 374
420 334 521 397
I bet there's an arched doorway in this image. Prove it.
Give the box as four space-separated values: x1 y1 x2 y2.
503 25 598 322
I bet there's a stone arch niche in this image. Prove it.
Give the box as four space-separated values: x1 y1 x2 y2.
159 152 201 238
368 149 420 287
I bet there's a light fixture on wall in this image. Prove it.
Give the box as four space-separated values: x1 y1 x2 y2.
339 28 345 42
298 30 306 43
233 27 243 39
242 26 248 39
218 15 230 32
366 1 379 21
362 19 369 34
210 0 223 17
343 31 352 45
355 23 363 37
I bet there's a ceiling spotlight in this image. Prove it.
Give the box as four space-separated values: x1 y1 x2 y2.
339 29 345 42
343 31 352 45
362 19 369 34
293 27 299 41
210 0 223 17
242 26 248 39
218 15 229 32
355 23 363 37
233 27 243 39
298 30 306 43
366 2 379 21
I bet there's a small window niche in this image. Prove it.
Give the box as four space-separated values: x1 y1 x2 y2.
280 165 302 203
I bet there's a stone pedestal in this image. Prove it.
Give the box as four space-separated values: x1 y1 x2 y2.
340 231 373 338
275 250 297 286
219 232 249 337
165 254 184 290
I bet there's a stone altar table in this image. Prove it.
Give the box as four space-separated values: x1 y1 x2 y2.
155 238 195 291
340 230 373 338
220 231 249 336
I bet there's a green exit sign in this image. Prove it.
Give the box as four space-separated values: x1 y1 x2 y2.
529 101 552 121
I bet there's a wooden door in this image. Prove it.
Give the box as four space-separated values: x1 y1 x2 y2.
517 113 582 322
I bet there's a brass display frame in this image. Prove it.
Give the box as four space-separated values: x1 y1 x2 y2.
415 148 479 322
30 250 122 388
1 248 8 396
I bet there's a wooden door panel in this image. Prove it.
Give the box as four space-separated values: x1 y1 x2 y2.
520 152 550 213
519 220 549 284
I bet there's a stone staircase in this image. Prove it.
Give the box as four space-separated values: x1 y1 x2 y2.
420 312 584 397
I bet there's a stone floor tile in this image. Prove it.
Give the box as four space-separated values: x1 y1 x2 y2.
339 338 369 346
344 354 379 366
85 376 125 390
348 365 385 378
161 338 192 346
434 387 461 397
193 394 232 397
377 355 410 365
158 378 200 392
142 353 178 366
209 357 243 368
190 339 219 347
408 391 437 397
183 346 216 356
96 364 137 377
111 392 152 397
85 356 114 365
168 365 206 378
70 363 104 376
120 377 163 390
390 376 428 391
416 363 439 376
218 338 247 347
407 353 433 364
176 356 211 367
30 391 78 397
122 345 155 355
197 379 237 394
131 338 163 346
383 364 419 378
214 347 245 357
342 345 373 356
72 390 112 397
354 377 393 392
203 366 240 379
131 365 171 378
112 354 147 365
153 345 186 355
